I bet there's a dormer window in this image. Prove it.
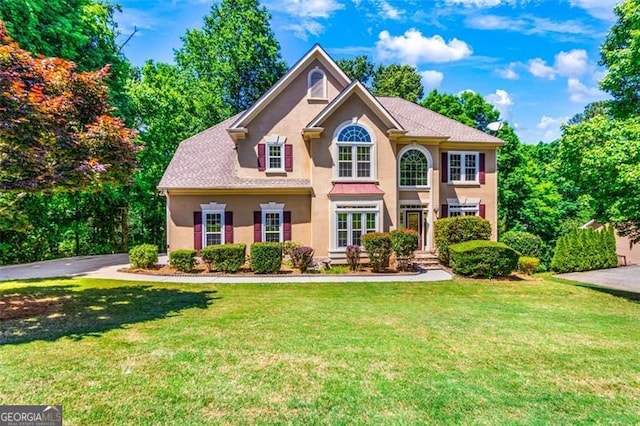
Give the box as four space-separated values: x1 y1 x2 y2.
308 67 327 99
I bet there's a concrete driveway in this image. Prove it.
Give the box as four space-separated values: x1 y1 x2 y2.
557 265 640 294
0 254 130 281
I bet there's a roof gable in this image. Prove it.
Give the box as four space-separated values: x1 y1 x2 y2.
229 44 351 131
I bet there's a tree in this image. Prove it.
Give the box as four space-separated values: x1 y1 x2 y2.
372 64 424 102
567 100 612 125
599 0 640 118
175 0 287 115
0 23 137 191
336 55 375 86
422 90 499 130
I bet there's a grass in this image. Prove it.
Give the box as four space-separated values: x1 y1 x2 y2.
1 276 640 424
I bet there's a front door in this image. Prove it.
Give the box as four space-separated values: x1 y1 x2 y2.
405 210 423 250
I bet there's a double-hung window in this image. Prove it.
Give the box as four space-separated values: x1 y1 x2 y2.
336 124 373 179
267 142 284 171
334 204 379 249
201 202 226 247
448 152 479 183
448 203 479 217
261 203 284 243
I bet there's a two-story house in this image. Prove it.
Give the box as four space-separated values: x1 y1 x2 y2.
158 45 504 261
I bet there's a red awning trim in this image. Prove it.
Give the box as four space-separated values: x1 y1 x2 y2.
328 183 385 195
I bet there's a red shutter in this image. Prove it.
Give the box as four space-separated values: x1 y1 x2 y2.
284 144 293 172
479 153 486 184
193 211 202 251
441 152 448 183
253 211 262 242
257 144 266 171
283 211 292 241
479 204 486 218
441 204 448 218
224 211 233 243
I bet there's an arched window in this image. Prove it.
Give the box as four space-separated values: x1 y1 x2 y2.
399 147 429 187
336 124 373 179
308 68 326 99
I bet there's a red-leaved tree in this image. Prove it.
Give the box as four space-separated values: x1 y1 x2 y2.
0 21 137 191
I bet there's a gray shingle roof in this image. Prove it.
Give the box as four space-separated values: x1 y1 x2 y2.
158 114 311 190
377 97 504 143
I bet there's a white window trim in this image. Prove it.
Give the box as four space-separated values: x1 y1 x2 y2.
200 202 226 247
447 198 480 217
448 151 479 184
307 67 327 100
265 135 286 172
398 144 432 190
260 202 284 243
330 200 382 251
332 120 377 182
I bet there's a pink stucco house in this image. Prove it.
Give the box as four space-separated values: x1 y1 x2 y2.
158 45 504 261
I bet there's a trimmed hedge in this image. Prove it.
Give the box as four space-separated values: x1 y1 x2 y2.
291 246 314 272
346 245 361 271
362 233 392 272
551 227 618 273
251 242 282 274
390 229 419 257
500 231 544 258
434 216 492 266
518 256 540 275
129 244 158 269
201 244 246 272
449 240 519 278
170 249 196 273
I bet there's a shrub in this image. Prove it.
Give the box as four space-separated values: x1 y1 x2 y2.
434 216 492 266
251 242 282 274
201 244 246 273
291 246 314 272
128 244 158 269
361 233 393 273
518 256 540 275
501 231 544 258
551 227 618 273
282 241 302 257
449 240 519 278
346 245 361 271
170 249 196 273
390 229 419 257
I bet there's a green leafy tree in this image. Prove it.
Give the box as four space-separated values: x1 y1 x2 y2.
599 0 640 118
422 90 499 130
372 64 424 102
175 0 287 115
336 55 375 86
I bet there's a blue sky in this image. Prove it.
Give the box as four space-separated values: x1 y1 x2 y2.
113 0 620 143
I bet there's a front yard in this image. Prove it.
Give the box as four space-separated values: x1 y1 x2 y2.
1 277 639 424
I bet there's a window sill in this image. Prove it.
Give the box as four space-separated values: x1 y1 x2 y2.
399 186 431 191
447 181 480 186
307 98 329 104
266 170 286 176
332 178 378 183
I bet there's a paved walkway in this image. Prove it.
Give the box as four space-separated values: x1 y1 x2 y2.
556 265 640 294
0 254 452 283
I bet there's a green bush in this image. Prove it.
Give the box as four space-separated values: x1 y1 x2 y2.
129 244 158 269
501 231 544 258
449 240 519 278
434 216 492 266
551 227 618 273
362 232 392 272
170 249 196 273
201 244 246 273
291 246 314 272
346 245 361 271
251 242 282 274
390 229 419 257
518 256 540 275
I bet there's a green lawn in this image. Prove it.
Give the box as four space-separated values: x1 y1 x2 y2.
1 277 640 425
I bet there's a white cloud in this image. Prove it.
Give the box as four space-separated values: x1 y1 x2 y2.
528 58 556 79
467 15 524 30
376 29 472 65
286 21 325 40
268 0 344 39
485 89 513 120
444 0 513 6
569 0 618 21
537 115 569 141
567 78 607 103
420 70 444 89
378 0 405 19
466 14 592 36
554 49 588 77
497 63 519 80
